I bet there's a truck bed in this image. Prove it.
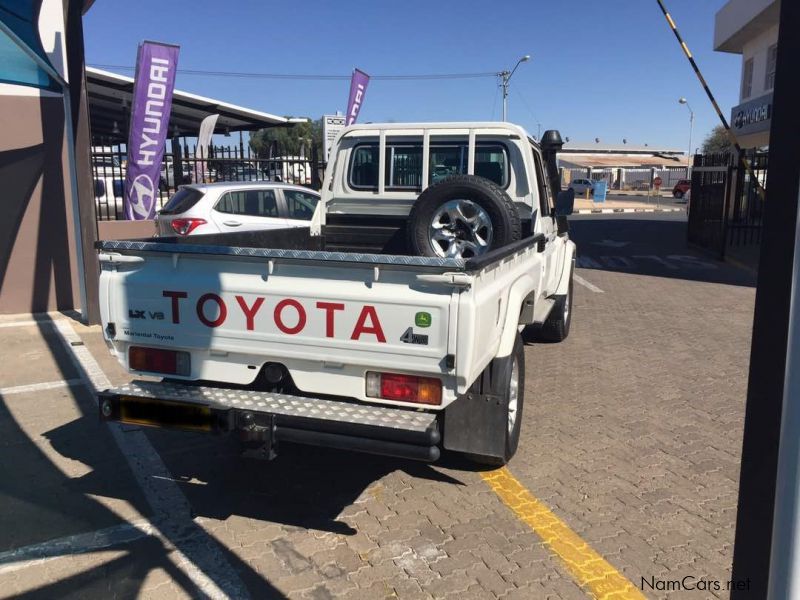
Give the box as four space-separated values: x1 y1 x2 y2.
96 222 543 273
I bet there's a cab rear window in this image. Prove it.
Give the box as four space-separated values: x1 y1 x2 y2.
159 188 205 215
348 142 509 191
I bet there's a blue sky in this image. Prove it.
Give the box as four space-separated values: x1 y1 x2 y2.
83 0 740 151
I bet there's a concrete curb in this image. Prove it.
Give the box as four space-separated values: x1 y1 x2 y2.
575 207 685 214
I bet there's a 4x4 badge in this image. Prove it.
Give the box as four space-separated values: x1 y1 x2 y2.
415 312 432 328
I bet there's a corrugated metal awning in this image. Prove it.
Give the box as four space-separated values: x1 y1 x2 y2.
559 154 685 169
86 67 306 142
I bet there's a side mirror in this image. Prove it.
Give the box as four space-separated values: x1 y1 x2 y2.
555 189 575 217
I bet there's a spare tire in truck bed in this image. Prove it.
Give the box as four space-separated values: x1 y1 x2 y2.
407 174 522 259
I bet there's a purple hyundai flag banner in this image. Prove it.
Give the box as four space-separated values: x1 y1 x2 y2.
124 41 180 220
346 69 369 126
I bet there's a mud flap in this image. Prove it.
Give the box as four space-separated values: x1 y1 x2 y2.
442 359 508 458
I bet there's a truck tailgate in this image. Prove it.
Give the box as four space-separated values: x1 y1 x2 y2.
100 250 456 397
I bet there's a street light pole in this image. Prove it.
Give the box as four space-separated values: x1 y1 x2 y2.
500 55 531 121
679 97 694 171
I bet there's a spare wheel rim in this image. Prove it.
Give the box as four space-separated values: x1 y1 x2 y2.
429 199 493 259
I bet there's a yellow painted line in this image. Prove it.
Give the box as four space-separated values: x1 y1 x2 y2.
481 467 646 600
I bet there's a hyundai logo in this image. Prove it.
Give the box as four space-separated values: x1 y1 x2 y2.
127 174 155 219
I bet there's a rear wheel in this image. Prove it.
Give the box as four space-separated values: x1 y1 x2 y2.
468 333 525 467
533 265 574 343
673 190 684 199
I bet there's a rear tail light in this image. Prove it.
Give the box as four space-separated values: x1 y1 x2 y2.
170 218 206 236
129 346 190 376
366 372 442 405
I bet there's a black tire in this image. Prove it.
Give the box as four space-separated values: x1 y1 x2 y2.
468 333 525 466
535 264 574 342
407 174 521 258
673 190 684 199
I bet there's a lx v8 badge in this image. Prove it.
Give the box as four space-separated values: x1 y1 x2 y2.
128 309 165 320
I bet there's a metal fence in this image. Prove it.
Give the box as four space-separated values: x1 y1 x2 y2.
561 166 688 191
687 150 768 258
91 142 322 221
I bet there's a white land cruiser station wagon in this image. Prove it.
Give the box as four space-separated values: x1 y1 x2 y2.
96 122 576 466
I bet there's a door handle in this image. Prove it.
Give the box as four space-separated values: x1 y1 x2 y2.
223 220 242 227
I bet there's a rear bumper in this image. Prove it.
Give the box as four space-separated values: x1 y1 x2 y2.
98 380 441 462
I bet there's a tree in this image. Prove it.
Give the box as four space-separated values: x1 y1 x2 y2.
701 124 734 154
249 118 322 158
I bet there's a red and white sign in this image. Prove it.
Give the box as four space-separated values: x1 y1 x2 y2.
653 176 663 188
161 290 386 342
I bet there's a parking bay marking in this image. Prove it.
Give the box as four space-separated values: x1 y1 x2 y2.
574 274 604 293
0 379 83 396
51 318 249 600
482 467 645 600
577 255 718 271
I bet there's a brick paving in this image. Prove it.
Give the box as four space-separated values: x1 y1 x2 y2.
0 215 757 598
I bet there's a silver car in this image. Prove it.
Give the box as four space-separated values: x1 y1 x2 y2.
568 178 595 196
156 181 320 237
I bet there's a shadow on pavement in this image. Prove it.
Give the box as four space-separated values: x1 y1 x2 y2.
48 420 464 538
569 216 757 287
0 315 286 599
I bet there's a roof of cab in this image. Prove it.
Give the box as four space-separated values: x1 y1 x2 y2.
340 121 537 145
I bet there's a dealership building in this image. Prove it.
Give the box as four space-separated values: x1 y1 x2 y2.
714 0 778 149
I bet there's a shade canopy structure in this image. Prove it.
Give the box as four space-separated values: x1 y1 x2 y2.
86 67 306 143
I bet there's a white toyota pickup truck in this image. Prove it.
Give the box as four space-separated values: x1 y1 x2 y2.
96 122 576 466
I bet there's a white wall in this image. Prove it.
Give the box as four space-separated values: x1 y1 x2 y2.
740 24 779 102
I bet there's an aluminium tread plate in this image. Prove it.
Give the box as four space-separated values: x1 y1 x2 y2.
107 380 437 433
97 239 466 270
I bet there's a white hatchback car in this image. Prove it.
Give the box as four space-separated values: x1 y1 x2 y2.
568 178 595 195
156 182 320 236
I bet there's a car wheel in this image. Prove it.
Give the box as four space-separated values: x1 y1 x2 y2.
530 264 573 343
407 174 521 259
467 333 526 467
673 190 684 199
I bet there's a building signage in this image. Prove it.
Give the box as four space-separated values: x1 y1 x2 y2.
124 41 180 220
322 115 346 160
346 69 370 126
731 92 773 137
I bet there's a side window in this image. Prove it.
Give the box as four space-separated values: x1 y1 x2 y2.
349 145 378 189
215 190 278 217
765 44 777 91
532 150 551 215
474 145 508 187
428 143 509 187
386 145 422 189
429 146 465 184
742 58 754 99
284 190 319 221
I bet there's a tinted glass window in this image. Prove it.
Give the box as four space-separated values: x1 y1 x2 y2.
350 142 509 190
765 44 777 90
430 146 465 184
160 187 205 215
387 145 422 188
350 145 378 189
215 190 278 217
474 146 508 187
532 150 551 214
742 58 754 98
284 190 319 220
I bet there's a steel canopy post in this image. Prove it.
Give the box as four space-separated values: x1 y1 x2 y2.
730 2 800 598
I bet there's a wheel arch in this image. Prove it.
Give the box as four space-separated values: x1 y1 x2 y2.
496 273 536 358
555 240 577 296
